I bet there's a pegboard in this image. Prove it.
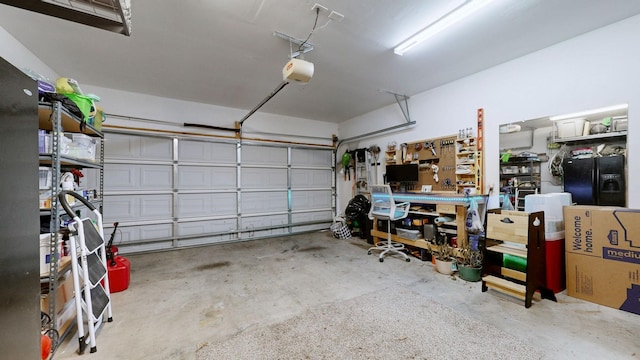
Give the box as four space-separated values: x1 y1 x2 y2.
403 134 458 192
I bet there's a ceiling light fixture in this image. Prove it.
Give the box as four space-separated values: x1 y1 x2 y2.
393 0 494 56
549 104 628 121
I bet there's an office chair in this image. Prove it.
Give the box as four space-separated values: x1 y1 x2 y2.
367 184 411 262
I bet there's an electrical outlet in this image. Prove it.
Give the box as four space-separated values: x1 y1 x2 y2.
311 3 328 13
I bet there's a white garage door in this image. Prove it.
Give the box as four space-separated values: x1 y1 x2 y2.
89 131 334 253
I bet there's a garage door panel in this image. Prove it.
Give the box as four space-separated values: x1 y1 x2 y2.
105 164 172 190
104 133 139 158
120 243 173 253
103 194 172 220
178 193 237 217
102 132 333 253
115 223 173 244
178 166 236 189
141 167 173 189
241 214 288 237
291 148 331 166
105 133 172 160
177 235 235 247
80 168 100 190
104 164 136 189
179 140 236 163
241 168 287 188
291 169 331 188
140 137 173 159
292 210 333 223
178 219 237 236
242 191 288 213
291 190 332 210
242 145 286 165
292 211 333 233
102 196 135 222
141 196 173 218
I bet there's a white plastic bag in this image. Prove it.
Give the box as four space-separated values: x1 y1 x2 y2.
502 195 515 211
465 199 484 234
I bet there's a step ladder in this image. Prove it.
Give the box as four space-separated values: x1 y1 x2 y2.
59 191 113 354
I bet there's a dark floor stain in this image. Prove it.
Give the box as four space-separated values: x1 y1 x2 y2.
195 261 231 271
296 246 327 253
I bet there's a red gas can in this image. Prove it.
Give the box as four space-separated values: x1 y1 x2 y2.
108 255 130 293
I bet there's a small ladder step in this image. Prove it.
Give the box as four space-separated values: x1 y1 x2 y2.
486 244 527 257
482 275 526 300
501 267 527 282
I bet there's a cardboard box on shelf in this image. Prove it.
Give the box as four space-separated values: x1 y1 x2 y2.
55 300 76 335
564 205 640 316
41 272 74 314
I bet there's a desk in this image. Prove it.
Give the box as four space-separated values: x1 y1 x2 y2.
370 192 487 250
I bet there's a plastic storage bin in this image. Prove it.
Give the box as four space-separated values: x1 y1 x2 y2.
69 133 97 161
396 228 421 240
555 118 586 138
39 167 52 190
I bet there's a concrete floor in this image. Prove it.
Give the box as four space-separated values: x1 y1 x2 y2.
53 231 639 360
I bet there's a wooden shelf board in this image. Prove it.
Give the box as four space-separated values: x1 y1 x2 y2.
40 256 72 279
486 244 527 257
501 267 527 282
38 103 102 137
483 275 526 300
371 229 429 249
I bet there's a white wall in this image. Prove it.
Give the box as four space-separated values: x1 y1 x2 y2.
0 26 57 81
338 14 640 211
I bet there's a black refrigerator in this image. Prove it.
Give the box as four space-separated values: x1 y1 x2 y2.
563 155 626 206
0 56 40 359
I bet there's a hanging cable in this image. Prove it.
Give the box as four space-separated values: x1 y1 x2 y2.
298 7 320 53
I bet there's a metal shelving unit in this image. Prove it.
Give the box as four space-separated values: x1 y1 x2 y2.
499 157 541 210
552 130 627 144
39 100 104 354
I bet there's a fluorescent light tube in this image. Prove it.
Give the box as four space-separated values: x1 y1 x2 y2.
394 0 494 56
549 104 628 121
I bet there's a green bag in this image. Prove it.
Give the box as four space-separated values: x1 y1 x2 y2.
64 93 94 122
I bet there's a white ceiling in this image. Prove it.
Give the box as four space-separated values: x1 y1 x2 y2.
2 0 640 124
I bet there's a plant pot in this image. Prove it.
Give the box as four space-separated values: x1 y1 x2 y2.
435 258 456 275
458 265 482 282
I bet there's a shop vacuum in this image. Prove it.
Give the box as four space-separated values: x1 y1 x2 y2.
106 222 130 293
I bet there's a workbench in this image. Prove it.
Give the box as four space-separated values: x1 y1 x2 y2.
370 192 487 250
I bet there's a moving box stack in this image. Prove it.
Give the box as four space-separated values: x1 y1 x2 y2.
564 205 640 315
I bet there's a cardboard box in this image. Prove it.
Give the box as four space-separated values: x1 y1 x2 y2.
41 273 75 314
564 205 640 315
436 203 456 215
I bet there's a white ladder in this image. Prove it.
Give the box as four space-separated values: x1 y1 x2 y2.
59 191 113 354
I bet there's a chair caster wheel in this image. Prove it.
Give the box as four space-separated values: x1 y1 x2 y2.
379 258 384 262
367 251 372 255
405 258 410 262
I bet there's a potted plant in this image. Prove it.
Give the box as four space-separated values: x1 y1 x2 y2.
457 247 483 282
431 244 456 275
